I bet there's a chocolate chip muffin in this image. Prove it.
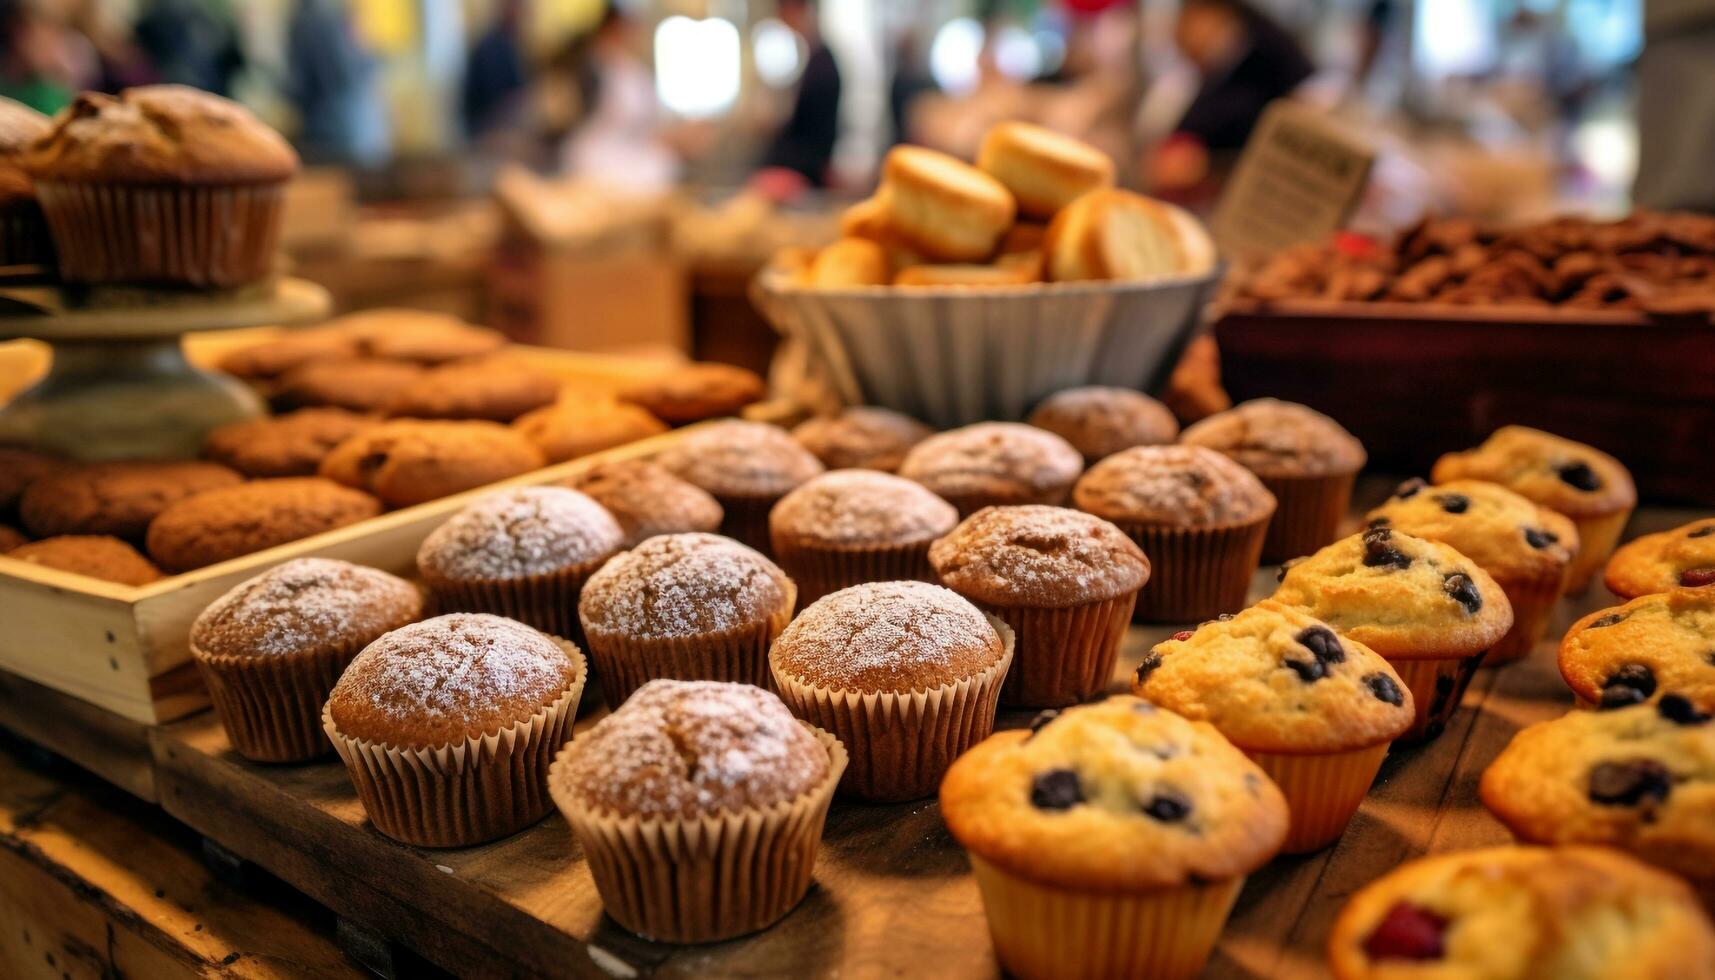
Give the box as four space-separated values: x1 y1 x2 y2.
1367 478 1579 664
619 362 768 425
512 399 668 463
19 460 241 541
770 581 1012 801
940 697 1288 980
547 679 842 943
146 477 382 572
202 408 378 478
930 505 1149 707
271 358 425 414
790 407 933 472
1027 386 1179 465
1181 398 1366 562
1072 444 1275 622
385 357 559 423
0 446 71 513
657 419 824 554
0 97 52 267
1558 588 1715 710
190 558 422 762
325 613 587 846
898 422 1084 517
4 535 163 586
769 469 958 605
1327 846 1715 980
318 420 546 508
1271 528 1515 742
1432 425 1636 593
1606 517 1715 598
1133 602 1414 852
557 459 722 548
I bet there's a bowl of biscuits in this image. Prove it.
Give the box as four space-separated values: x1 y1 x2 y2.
754 122 1219 429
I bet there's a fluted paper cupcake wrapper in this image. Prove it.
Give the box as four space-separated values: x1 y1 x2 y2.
769 617 1014 802
1485 566 1570 665
1387 651 1487 744
717 493 785 557
1566 508 1632 595
1257 471 1357 564
34 180 285 287
548 727 847 944
582 583 797 710
967 855 1244 980
962 592 1138 708
323 639 587 848
0 203 54 268
424 554 611 652
1246 742 1391 854
192 639 361 763
1114 515 1271 624
770 535 938 608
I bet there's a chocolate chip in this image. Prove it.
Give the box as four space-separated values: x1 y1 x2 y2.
1588 759 1672 806
1285 657 1326 682
1362 901 1448 962
1589 613 1627 629
1030 769 1083 810
1141 790 1192 823
1363 527 1412 569
1436 493 1470 514
1523 527 1558 549
1659 694 1713 725
1393 478 1427 500
1365 673 1404 706
1690 525 1715 539
1134 652 1163 686
1026 710 1060 738
1603 664 1656 704
1680 567 1715 588
1557 460 1600 491
1443 573 1482 613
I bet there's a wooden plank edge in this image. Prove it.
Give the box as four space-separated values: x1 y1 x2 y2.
0 670 157 802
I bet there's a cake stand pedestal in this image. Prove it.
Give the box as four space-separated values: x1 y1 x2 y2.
0 277 329 460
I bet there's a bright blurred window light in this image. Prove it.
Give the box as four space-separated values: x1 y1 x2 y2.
993 24 1042 80
656 15 742 117
753 17 805 87
929 17 985 95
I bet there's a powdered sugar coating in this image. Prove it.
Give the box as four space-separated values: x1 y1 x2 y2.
327 613 580 747
560 460 723 548
417 487 622 582
772 582 1005 692
1181 398 1366 477
579 533 791 639
1027 386 1179 463
791 407 933 472
658 420 824 498
769 470 958 547
1073 445 1275 526
558 679 830 819
192 558 422 659
898 422 1083 507
929 505 1150 608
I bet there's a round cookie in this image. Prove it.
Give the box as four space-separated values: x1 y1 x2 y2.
657 419 824 554
790 407 932 472
146 477 382 572
877 145 1015 262
1026 386 1179 465
4 535 163 586
976 121 1115 219
202 408 378 478
19 460 241 541
385 357 559 423
619 363 767 426
215 327 359 381
1606 517 1715 597
272 358 424 414
512 399 668 463
1558 588 1715 710
558 459 722 548
768 469 958 604
318 420 546 509
897 422 1083 516
0 446 72 511
327 308 507 364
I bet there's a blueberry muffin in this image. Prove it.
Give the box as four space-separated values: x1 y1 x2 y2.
1181 398 1366 562
1606 517 1715 598
1271 527 1515 742
202 408 378 478
558 459 722 548
1134 602 1413 852
1480 699 1715 897
1558 588 1715 709
1327 846 1715 980
145 478 382 573
1072 445 1275 622
384 357 559 423
898 422 1083 517
512 399 668 464
4 535 163 586
19 461 241 541
657 419 824 555
1432 425 1635 593
1367 478 1579 663
768 469 958 605
318 420 546 508
790 406 933 472
1026 386 1179 465
940 697 1288 980
619 362 767 426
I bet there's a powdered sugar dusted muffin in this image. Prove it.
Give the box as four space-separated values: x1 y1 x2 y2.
771 582 1012 800
1606 517 1715 598
1026 386 1179 465
898 422 1083 516
325 613 586 846
1558 588 1715 710
1327 846 1715 980
769 469 958 604
190 558 421 762
791 407 933 472
558 459 722 548
930 505 1148 707
417 487 622 642
577 532 796 706
548 679 843 942
658 419 824 554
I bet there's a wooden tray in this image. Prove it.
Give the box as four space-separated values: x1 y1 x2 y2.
1214 300 1715 505
0 334 681 726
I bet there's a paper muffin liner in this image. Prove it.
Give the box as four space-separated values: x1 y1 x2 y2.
1565 507 1633 595
1114 515 1271 624
1387 651 1488 743
961 591 1138 708
323 638 587 848
33 180 285 287
1484 565 1569 665
967 854 1244 980
770 534 938 608
716 492 784 557
548 727 847 944
191 637 361 764
582 582 797 710
1246 742 1391 854
0 200 54 269
769 617 1014 802
423 553 611 652
1257 471 1357 564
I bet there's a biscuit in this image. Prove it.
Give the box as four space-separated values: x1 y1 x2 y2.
977 122 1114 219
1045 189 1206 281
877 146 1015 262
807 237 889 287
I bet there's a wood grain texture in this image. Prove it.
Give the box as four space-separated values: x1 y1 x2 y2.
0 671 156 801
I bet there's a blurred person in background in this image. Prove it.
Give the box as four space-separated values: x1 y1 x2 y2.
463 0 529 146
1633 0 1715 211
133 0 244 96
286 0 391 166
753 0 840 198
0 0 92 111
560 5 677 189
